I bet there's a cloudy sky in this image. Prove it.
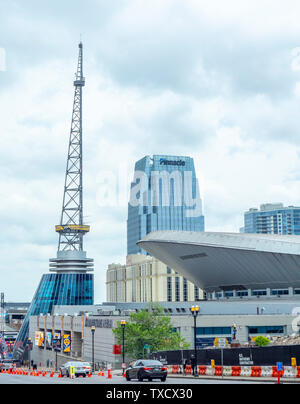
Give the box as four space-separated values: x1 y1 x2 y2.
2 0 300 302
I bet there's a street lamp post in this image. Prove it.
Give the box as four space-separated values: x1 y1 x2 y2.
190 305 199 377
91 326 95 373
27 338 32 369
121 320 126 375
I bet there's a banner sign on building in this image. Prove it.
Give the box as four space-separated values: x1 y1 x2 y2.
63 334 71 353
35 331 44 348
46 332 52 350
85 318 113 329
52 332 61 351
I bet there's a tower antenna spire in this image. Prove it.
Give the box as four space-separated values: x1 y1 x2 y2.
55 42 90 251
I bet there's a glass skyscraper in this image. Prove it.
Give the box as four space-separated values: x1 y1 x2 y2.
243 203 300 235
13 272 93 359
127 155 205 255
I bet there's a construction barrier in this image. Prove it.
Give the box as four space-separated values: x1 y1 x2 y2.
283 366 297 378
172 365 180 374
184 365 192 375
261 366 273 377
251 366 262 377
198 365 207 375
223 366 232 376
231 366 241 376
214 366 223 376
167 364 300 379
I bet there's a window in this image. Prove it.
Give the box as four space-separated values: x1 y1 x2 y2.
167 277 172 302
248 326 284 334
272 289 289 296
237 291 248 297
252 290 267 296
195 286 200 301
175 277 180 302
196 327 231 335
183 278 188 302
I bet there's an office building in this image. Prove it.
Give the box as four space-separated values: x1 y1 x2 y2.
127 155 205 255
28 299 300 369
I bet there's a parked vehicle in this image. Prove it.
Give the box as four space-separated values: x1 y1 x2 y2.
125 359 167 382
60 361 91 377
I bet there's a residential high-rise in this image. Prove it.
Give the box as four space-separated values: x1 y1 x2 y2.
244 203 300 235
127 155 205 255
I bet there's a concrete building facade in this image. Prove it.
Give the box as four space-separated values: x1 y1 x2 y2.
28 299 300 369
106 254 203 303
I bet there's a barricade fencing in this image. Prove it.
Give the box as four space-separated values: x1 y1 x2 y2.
166 365 300 378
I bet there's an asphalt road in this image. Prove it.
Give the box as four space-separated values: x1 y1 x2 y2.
0 373 266 384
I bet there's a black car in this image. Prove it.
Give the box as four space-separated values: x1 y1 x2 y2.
126 359 167 382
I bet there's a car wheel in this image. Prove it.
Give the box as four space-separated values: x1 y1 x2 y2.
148 377 152 382
161 377 166 382
126 372 131 381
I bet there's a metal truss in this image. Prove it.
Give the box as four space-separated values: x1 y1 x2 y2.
57 43 89 251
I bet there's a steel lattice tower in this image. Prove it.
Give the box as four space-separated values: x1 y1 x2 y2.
12 43 94 361
56 42 90 251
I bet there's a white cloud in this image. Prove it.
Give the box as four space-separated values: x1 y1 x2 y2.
1 0 300 302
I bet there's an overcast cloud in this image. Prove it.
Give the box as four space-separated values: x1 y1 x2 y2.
2 0 300 302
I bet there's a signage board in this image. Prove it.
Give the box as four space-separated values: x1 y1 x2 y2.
218 338 227 348
35 331 44 348
52 332 61 351
63 334 71 353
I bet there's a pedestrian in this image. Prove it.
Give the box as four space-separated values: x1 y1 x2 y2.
191 354 196 376
183 358 189 375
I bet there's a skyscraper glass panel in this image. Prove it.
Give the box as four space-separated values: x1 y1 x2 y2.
13 273 93 359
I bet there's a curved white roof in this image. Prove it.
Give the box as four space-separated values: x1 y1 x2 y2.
137 231 300 292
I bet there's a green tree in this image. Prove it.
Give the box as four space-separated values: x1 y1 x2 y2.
113 304 189 359
254 336 270 347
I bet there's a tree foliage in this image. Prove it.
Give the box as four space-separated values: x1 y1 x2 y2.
113 304 189 359
254 335 270 347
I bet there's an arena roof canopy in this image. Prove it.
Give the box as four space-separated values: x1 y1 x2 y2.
137 231 300 292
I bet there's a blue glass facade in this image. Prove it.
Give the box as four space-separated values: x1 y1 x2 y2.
13 273 93 360
127 155 205 255
244 204 300 235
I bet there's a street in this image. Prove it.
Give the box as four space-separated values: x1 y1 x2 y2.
0 372 268 384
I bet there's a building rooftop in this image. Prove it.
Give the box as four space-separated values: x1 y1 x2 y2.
137 231 300 292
